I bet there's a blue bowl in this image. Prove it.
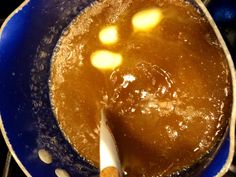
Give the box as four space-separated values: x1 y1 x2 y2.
0 0 235 176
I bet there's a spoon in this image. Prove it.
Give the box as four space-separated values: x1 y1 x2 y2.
100 109 122 177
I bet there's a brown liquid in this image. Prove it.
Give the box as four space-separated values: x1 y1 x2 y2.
50 0 232 176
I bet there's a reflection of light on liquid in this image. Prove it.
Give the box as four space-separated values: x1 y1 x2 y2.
132 8 163 32
121 74 136 88
99 25 118 45
91 50 123 70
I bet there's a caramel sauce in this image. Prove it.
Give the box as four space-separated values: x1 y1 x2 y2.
50 0 232 176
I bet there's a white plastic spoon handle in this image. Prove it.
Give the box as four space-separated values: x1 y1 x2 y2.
100 109 122 177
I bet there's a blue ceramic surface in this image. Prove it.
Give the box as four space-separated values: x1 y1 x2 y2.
0 0 234 177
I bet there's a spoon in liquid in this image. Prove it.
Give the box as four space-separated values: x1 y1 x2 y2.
100 109 122 177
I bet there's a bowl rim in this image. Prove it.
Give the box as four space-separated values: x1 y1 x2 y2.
195 0 236 176
0 1 32 176
0 0 235 177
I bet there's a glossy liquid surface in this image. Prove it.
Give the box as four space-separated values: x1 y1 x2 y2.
50 0 232 176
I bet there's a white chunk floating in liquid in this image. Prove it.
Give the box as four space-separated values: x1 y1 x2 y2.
132 8 163 32
99 25 119 45
90 50 123 70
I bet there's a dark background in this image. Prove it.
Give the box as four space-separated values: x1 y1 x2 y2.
0 0 235 176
